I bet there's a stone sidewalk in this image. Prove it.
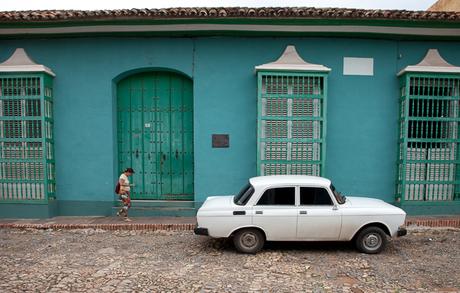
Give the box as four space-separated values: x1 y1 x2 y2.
0 216 196 231
0 215 459 231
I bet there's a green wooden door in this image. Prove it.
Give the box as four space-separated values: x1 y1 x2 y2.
117 72 193 200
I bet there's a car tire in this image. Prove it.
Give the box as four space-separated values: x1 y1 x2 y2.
233 228 265 254
355 226 387 254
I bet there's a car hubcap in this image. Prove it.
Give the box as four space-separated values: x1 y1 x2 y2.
363 233 381 250
241 232 257 248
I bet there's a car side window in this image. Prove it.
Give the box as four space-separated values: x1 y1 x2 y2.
256 187 295 205
300 187 333 205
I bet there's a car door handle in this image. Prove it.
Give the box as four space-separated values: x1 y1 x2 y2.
255 211 263 215
233 211 246 215
299 210 307 215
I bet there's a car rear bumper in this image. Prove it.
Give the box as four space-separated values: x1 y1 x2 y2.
194 226 209 236
397 227 407 237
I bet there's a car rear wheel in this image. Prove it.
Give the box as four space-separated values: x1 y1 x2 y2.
355 226 387 254
233 228 264 254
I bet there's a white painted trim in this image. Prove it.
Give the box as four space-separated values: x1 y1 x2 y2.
398 49 460 76
0 48 55 76
256 45 331 72
0 24 459 36
255 64 331 72
398 66 460 75
0 65 56 76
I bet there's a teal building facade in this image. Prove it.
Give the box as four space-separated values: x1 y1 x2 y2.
0 7 459 217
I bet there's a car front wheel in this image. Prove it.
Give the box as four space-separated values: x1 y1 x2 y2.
355 226 387 254
233 228 265 254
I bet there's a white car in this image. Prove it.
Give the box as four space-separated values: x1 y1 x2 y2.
194 175 407 254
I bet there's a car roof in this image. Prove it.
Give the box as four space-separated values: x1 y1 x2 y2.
249 175 331 187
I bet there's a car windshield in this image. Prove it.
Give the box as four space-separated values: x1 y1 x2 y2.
234 183 254 206
330 184 346 204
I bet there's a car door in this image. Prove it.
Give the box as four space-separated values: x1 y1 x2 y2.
252 186 297 241
296 186 342 240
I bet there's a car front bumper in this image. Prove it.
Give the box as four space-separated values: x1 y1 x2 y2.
194 226 209 236
397 227 407 237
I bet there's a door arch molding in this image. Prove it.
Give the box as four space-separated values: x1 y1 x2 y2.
113 67 192 84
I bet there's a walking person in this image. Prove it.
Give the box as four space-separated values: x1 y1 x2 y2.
117 167 135 221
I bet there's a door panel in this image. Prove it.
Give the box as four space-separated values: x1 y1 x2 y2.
251 186 297 240
117 72 194 200
170 77 183 196
252 206 298 240
142 74 157 198
157 74 172 198
130 76 144 198
296 207 341 240
296 186 341 240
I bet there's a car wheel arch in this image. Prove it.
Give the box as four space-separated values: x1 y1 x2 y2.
352 222 391 241
229 226 267 240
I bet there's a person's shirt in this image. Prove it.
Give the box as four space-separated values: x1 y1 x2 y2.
119 173 130 192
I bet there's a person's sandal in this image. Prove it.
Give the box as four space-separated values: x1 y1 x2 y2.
124 217 132 222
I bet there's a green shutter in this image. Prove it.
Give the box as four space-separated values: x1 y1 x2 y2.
396 74 460 203
257 72 328 176
0 74 55 203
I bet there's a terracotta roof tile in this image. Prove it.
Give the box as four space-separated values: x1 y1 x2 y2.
0 7 459 22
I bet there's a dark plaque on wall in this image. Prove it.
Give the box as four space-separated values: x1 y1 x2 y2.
212 134 229 148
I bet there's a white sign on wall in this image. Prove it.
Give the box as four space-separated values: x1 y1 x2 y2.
343 57 374 76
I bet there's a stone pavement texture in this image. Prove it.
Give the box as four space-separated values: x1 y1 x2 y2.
0 216 197 231
0 216 459 231
0 227 459 292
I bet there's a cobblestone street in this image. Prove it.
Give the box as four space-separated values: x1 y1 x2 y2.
1 227 459 292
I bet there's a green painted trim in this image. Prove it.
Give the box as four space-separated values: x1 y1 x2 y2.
322 75 328 177
402 200 460 206
0 17 459 29
0 73 46 78
1 30 459 41
260 138 324 143
261 160 322 164
260 116 324 121
256 71 262 176
58 200 113 216
398 202 460 216
262 94 324 98
404 73 460 80
0 200 57 218
0 199 48 204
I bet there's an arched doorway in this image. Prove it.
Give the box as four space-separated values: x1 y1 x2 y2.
117 71 193 200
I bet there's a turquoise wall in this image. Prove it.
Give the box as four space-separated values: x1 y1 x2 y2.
0 37 459 216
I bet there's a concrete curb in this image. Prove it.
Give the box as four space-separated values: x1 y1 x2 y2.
0 217 459 231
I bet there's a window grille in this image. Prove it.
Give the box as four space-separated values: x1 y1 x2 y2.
0 75 55 202
257 73 327 176
396 75 460 202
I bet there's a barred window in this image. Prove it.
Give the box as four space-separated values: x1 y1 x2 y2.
258 74 327 176
397 76 460 202
0 75 54 202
